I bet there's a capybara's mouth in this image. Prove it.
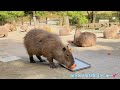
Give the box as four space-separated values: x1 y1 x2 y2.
67 64 77 69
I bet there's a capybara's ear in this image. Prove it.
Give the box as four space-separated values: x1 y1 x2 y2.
62 47 66 52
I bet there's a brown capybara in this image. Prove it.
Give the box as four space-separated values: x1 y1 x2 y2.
34 24 52 32
4 23 16 32
73 29 81 46
103 25 120 39
74 29 96 47
20 24 28 32
59 25 71 36
24 29 75 68
0 26 9 38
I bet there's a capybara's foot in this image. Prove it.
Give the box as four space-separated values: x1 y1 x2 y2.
40 60 46 62
49 63 57 68
30 60 36 63
30 56 36 63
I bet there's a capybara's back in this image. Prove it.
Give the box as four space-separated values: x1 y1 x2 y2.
59 25 71 36
74 32 96 47
34 24 52 32
73 29 81 46
20 24 28 32
0 26 9 38
4 23 16 32
79 32 96 47
103 25 120 39
24 29 75 68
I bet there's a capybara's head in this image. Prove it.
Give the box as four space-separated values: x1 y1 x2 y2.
60 46 75 68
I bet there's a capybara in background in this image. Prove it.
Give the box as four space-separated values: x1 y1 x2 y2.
73 29 81 46
103 25 120 39
34 24 52 32
0 26 9 38
20 24 28 32
4 23 16 32
74 29 96 47
59 25 71 36
24 29 75 68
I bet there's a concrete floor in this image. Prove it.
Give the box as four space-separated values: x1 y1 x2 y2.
0 26 120 79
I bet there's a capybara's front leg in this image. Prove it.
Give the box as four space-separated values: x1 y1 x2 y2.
29 56 36 63
48 57 57 68
36 55 46 62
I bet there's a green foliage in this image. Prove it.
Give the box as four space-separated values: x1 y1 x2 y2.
96 12 119 22
0 11 24 24
35 11 43 16
67 11 88 25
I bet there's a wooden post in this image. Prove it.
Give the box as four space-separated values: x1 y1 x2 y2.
46 17 48 24
29 17 31 25
21 17 24 25
33 16 37 25
63 16 70 26
38 17 40 23
59 17 62 26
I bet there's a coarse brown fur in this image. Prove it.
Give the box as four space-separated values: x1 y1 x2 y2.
74 29 96 47
73 29 81 46
20 24 28 32
24 29 75 68
103 25 120 39
0 26 9 38
59 25 71 36
4 23 16 32
34 24 52 32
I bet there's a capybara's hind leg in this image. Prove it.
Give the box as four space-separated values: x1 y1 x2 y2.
36 55 46 62
28 52 36 63
48 57 57 68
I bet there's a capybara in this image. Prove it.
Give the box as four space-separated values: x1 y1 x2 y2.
4 23 16 32
59 25 71 36
73 29 81 46
0 26 9 38
20 24 28 32
34 24 52 32
74 29 96 47
24 29 75 68
103 25 120 39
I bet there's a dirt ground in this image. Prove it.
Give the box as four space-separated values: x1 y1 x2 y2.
0 25 120 79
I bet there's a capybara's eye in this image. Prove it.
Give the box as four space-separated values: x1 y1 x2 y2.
67 53 69 56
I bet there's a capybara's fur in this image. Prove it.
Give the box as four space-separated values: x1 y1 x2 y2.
34 24 52 32
24 29 75 68
74 29 96 47
4 23 16 32
73 29 81 46
20 24 28 32
88 23 96 29
0 26 9 38
59 25 71 36
103 25 120 39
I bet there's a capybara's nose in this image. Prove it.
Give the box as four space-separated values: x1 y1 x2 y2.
69 64 77 69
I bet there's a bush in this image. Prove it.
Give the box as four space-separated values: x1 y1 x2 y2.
67 11 88 26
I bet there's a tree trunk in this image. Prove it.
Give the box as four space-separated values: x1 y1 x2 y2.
29 17 32 25
92 11 96 23
21 17 24 25
62 16 70 26
46 17 48 24
87 11 96 23
118 11 120 24
33 11 36 25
